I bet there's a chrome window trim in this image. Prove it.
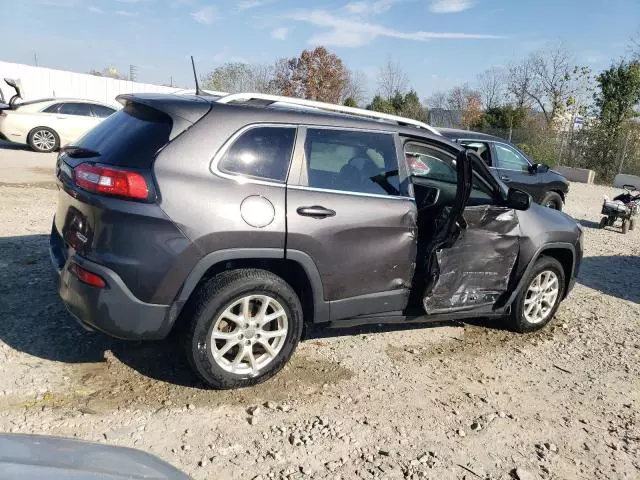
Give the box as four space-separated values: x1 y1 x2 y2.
287 184 414 202
209 123 299 188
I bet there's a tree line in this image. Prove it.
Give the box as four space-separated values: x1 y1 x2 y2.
203 36 640 181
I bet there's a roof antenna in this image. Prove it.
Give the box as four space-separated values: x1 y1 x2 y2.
191 56 202 96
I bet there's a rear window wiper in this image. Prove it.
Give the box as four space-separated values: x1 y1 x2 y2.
61 146 101 158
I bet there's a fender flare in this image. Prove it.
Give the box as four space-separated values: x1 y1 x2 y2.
168 248 329 325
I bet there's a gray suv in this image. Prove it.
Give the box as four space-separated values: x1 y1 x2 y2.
50 93 583 389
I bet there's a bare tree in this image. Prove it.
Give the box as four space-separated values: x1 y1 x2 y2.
342 69 369 106
476 67 506 109
202 62 277 93
508 45 575 127
425 91 447 109
630 27 640 59
446 84 482 128
377 58 408 100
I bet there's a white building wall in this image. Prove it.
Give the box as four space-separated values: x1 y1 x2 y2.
0 61 181 107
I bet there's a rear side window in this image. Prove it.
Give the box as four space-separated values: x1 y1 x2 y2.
59 103 93 116
218 126 296 182
73 104 172 168
304 128 400 196
42 103 62 113
91 104 117 118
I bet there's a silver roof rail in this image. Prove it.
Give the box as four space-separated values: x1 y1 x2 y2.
216 92 440 136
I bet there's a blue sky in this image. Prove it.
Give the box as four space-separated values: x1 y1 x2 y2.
4 0 639 98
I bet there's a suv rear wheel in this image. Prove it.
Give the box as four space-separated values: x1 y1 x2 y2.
183 269 303 389
541 191 563 211
511 256 565 332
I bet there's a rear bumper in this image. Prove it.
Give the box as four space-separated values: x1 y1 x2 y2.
50 223 172 340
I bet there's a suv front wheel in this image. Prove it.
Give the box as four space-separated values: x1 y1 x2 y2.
183 269 303 389
511 256 566 332
541 191 563 211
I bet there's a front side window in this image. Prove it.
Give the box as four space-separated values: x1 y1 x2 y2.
219 126 296 182
405 142 496 205
305 128 400 196
494 143 530 171
59 102 93 117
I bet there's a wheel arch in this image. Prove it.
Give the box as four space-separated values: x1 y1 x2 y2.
168 249 328 334
505 242 576 308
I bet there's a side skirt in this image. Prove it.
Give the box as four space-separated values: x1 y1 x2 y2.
327 309 507 329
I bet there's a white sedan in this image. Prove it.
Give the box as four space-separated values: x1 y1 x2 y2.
0 98 118 152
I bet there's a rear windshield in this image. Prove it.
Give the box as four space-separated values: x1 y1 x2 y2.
74 104 172 168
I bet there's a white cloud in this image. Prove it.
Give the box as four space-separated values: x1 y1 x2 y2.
429 0 473 13
191 6 216 24
238 0 269 10
115 10 139 16
288 9 501 47
345 0 397 15
271 27 289 40
87 5 103 13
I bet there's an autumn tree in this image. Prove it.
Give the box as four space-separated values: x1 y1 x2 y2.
274 47 348 103
377 58 409 100
89 67 126 80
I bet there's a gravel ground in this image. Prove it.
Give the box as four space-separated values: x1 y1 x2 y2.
0 146 638 480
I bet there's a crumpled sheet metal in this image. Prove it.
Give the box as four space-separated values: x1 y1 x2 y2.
423 206 519 313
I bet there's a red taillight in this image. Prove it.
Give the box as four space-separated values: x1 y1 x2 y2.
70 263 107 288
73 163 149 200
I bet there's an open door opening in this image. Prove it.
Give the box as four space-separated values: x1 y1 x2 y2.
406 145 520 315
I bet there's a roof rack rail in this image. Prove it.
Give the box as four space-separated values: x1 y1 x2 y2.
216 92 440 136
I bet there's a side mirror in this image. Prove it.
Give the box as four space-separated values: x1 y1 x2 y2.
529 163 549 174
506 188 531 211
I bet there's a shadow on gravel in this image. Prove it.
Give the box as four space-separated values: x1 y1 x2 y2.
578 255 640 304
1 233 512 396
0 234 203 390
0 140 31 151
577 218 602 229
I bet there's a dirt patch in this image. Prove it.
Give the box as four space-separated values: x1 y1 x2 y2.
5 353 352 415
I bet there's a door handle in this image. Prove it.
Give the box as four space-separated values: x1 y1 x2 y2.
500 175 511 182
296 206 336 219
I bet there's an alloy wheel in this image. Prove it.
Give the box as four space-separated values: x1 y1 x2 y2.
210 295 288 376
523 270 559 324
32 129 56 151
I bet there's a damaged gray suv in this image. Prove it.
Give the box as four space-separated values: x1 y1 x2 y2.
50 92 583 389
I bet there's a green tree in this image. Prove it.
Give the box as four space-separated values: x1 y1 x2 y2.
343 97 358 107
366 95 396 114
367 90 428 121
591 60 640 178
472 105 528 130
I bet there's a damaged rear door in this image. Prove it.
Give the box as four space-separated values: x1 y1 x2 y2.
406 141 520 314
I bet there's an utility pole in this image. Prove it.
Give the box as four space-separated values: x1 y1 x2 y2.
129 64 140 82
33 52 38 67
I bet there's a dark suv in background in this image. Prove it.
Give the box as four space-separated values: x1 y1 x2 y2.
439 128 569 210
50 93 582 389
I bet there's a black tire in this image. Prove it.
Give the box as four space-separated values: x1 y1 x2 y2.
182 269 303 389
510 256 566 333
629 218 636 231
622 220 629 235
27 127 60 153
599 217 608 229
608 216 616 227
540 191 564 211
